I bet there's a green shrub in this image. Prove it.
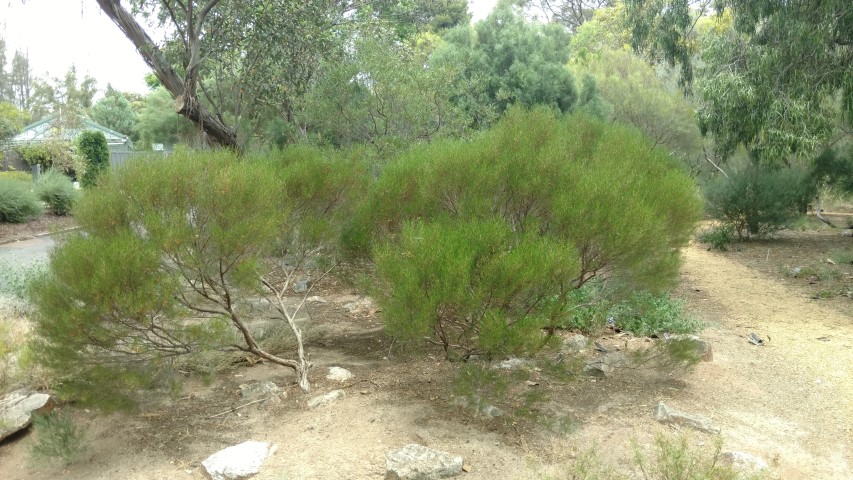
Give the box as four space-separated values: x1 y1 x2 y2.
364 108 702 359
16 141 86 177
36 169 79 216
30 412 87 465
696 225 734 251
77 131 110 187
0 170 32 182
28 148 363 408
705 165 813 239
0 178 43 223
0 259 46 300
610 293 702 337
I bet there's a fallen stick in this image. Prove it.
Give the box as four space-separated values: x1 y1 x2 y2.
207 398 267 419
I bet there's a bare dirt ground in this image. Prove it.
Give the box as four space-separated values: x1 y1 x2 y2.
0 223 851 479
0 215 77 245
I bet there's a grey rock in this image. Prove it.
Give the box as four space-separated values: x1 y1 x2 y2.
496 357 532 370
654 401 720 434
385 444 463 480
452 396 502 418
0 389 54 441
666 334 713 362
584 351 627 377
239 381 282 402
748 332 764 346
719 451 769 473
562 334 589 353
326 367 353 382
307 389 345 408
293 279 311 294
202 440 276 480
343 297 376 315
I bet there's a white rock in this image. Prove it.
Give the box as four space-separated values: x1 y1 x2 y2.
201 440 276 480
307 389 345 408
496 357 532 370
385 444 463 480
720 451 769 473
239 381 282 400
327 367 354 382
0 389 54 441
343 297 376 315
654 401 720 434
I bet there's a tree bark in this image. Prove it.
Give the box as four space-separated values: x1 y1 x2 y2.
94 0 238 149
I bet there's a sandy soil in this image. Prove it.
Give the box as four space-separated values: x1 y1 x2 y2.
1 237 851 479
0 215 77 245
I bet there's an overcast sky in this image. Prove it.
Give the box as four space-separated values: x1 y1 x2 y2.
0 0 499 96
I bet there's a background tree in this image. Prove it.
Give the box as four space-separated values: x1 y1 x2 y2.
8 50 33 112
626 0 852 164
302 35 467 157
522 0 613 31
91 85 138 138
432 1 579 128
0 101 28 146
135 87 197 148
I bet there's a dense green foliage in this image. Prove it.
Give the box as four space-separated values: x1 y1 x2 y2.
36 169 79 216
357 108 701 359
91 85 138 138
705 165 813 239
433 4 580 127
76 131 110 187
0 101 27 144
30 412 87 465
0 178 42 223
29 148 367 407
15 140 85 177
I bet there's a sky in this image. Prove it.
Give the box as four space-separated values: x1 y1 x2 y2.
0 0 500 96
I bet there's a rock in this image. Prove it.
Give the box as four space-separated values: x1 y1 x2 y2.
202 440 276 480
654 402 720 434
562 334 589 353
719 451 769 473
343 297 376 315
307 389 345 408
326 367 353 382
385 444 464 480
747 332 764 346
584 351 627 377
665 334 713 362
0 389 54 441
293 279 311 294
496 357 532 370
239 382 282 402
306 296 326 303
451 396 502 418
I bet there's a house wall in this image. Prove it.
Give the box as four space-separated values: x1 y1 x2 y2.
1 150 29 172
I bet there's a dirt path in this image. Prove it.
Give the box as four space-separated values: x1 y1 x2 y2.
677 244 853 479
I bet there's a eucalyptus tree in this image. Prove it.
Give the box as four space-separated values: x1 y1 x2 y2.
625 0 852 164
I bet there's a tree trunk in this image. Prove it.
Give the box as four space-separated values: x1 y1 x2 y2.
94 0 238 149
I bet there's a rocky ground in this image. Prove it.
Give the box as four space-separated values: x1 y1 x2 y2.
0 219 851 480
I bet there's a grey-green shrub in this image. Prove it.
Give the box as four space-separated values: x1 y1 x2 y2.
36 169 79 216
0 178 43 223
363 107 702 359
705 164 813 239
30 412 87 465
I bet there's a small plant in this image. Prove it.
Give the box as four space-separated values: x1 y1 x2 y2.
0 259 46 300
0 178 43 223
36 169 79 216
830 249 853 265
633 434 759 480
0 170 32 182
30 412 87 465
697 225 734 251
611 293 703 337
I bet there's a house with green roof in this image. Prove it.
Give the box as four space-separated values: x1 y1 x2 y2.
2 112 134 171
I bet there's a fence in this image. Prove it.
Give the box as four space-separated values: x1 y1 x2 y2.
110 150 168 169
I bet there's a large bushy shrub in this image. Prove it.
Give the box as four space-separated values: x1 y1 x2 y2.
16 141 86 177
36 169 79 216
0 179 43 223
357 107 702 359
29 149 367 408
77 131 110 187
705 164 813 239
